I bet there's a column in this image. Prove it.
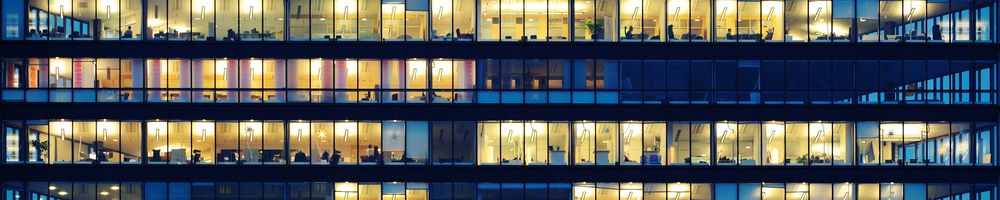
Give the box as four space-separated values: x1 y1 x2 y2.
272 59 286 102
240 60 252 101
130 59 144 101
335 59 349 102
320 59 334 102
179 60 192 101
226 59 239 102
148 60 162 102
191 60 204 101
287 60 301 101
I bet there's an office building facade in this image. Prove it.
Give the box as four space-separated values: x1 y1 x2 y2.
0 0 999 199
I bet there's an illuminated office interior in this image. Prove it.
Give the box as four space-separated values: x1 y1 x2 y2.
4 120 995 167
2 0 994 42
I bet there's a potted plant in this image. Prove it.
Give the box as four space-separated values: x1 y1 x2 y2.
584 19 604 40
30 139 48 162
795 155 809 164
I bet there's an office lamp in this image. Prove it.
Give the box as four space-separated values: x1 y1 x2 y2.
766 7 774 21
246 126 255 142
343 128 350 142
672 7 681 24
813 7 823 22
297 129 303 142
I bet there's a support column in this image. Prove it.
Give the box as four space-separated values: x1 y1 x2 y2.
225 59 239 102
130 59 144 101
320 59 334 102
148 60 162 102
287 60 302 102
335 59 348 102
179 60 192 101
274 59 286 102
240 60 252 101
191 60 204 101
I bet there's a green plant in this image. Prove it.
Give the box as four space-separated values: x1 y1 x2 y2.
795 155 809 164
584 19 605 39
30 139 49 161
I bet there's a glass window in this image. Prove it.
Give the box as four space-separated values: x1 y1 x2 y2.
738 122 760 166
479 0 499 41
430 59 453 102
832 0 854 42
973 4 991 42
715 122 736 165
359 122 381 165
94 120 119 163
665 0 688 41
810 122 835 165
167 121 191 164
596 0 618 41
786 122 808 165
926 0 949 42
172 0 193 41
737 0 761 42
690 121 710 165
809 0 832 42
310 121 334 164
975 122 994 166
382 59 405 103
716 0 737 41
523 122 547 165
641 122 666 166
620 0 642 42
478 121 500 165
547 0 570 41
358 0 379 41
336 121 359 165
289 121 311 164
901 0 927 42
382 2 405 41
263 121 285 164
238 121 263 164
404 0 429 41
619 122 642 166
952 122 972 165
406 59 428 103
500 121 524 165
145 120 166 164
951 0 971 41
331 0 353 41
188 121 213 164
214 122 238 164
760 0 783 42
547 122 570 165
573 122 595 165
382 121 406 164
763 121 785 165
833 121 852 165
431 121 454 165
430 0 453 41
667 121 690 165
857 0 879 42
286 59 310 102
880 0 904 42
